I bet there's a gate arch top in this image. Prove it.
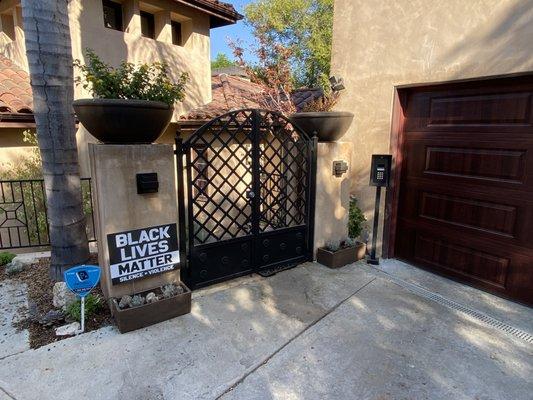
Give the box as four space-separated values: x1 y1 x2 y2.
183 108 312 147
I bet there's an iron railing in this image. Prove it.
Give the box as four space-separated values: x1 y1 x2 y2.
0 178 96 250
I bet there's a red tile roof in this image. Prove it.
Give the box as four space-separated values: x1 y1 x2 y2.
182 73 265 120
0 55 33 115
182 74 325 121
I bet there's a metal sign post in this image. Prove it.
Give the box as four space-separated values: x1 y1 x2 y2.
367 154 392 266
367 186 382 265
64 265 101 334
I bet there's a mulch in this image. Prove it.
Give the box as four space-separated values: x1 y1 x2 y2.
0 254 113 349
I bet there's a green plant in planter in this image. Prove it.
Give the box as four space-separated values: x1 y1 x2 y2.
325 239 341 252
74 49 189 106
348 196 366 240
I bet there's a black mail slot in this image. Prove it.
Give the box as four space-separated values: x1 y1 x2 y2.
136 173 159 194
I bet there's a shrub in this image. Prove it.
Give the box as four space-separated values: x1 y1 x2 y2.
348 196 366 239
0 252 16 266
74 49 189 106
300 91 339 112
0 130 42 180
65 294 103 322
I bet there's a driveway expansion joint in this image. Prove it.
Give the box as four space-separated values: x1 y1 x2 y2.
215 277 377 399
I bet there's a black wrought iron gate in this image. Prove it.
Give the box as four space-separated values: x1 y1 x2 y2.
176 109 317 289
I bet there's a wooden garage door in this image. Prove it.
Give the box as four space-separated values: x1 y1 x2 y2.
394 75 533 306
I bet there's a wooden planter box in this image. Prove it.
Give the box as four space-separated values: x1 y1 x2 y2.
317 242 366 269
110 282 191 333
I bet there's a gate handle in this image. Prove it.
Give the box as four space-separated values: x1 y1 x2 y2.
247 191 255 199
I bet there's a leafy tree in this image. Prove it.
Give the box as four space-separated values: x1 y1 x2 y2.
21 0 89 280
244 0 333 89
211 53 237 70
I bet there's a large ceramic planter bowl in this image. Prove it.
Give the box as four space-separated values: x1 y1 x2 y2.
289 111 354 142
73 98 173 144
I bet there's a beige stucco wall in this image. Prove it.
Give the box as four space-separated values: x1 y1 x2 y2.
314 141 354 255
89 143 180 299
331 0 533 256
0 0 213 176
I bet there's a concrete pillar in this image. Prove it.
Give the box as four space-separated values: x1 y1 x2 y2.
89 144 180 299
76 126 99 178
123 0 141 37
313 141 354 255
155 11 172 43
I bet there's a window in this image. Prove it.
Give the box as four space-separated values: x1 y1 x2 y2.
140 11 155 39
193 145 209 202
102 0 123 31
171 21 182 46
0 13 16 41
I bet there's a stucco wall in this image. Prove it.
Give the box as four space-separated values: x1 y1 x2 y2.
331 0 533 255
0 0 212 176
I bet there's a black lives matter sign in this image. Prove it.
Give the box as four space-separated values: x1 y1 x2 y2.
107 223 179 284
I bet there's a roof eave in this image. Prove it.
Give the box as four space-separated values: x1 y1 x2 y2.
173 0 243 28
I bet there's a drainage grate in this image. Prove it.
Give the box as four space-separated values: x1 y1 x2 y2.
372 268 533 344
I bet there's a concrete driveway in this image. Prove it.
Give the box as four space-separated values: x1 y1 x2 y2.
0 261 531 400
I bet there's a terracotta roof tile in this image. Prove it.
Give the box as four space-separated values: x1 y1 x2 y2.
182 74 265 120
0 55 33 115
182 75 326 121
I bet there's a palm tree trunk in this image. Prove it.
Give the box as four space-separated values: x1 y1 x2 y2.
21 0 89 280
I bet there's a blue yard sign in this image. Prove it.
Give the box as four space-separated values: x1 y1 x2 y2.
64 265 101 334
64 265 101 298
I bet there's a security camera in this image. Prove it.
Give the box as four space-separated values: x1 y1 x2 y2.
329 76 345 92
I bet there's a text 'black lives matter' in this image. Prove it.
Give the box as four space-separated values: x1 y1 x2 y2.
107 223 180 284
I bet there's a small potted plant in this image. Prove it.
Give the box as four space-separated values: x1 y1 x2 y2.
73 49 189 144
317 196 367 268
289 77 354 142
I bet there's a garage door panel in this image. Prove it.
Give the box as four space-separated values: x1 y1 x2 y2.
402 140 532 189
398 215 533 258
418 192 517 238
395 76 533 306
427 92 532 126
404 79 533 133
423 145 527 184
398 181 533 243
413 233 510 290
397 223 533 298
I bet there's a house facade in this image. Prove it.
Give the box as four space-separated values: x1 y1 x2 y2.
0 0 241 175
331 0 533 304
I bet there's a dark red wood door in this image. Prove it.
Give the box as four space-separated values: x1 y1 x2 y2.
395 75 533 306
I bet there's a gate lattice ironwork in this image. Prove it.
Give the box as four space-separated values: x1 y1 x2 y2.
176 109 317 289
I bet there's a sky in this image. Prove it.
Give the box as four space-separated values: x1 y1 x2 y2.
210 0 256 62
